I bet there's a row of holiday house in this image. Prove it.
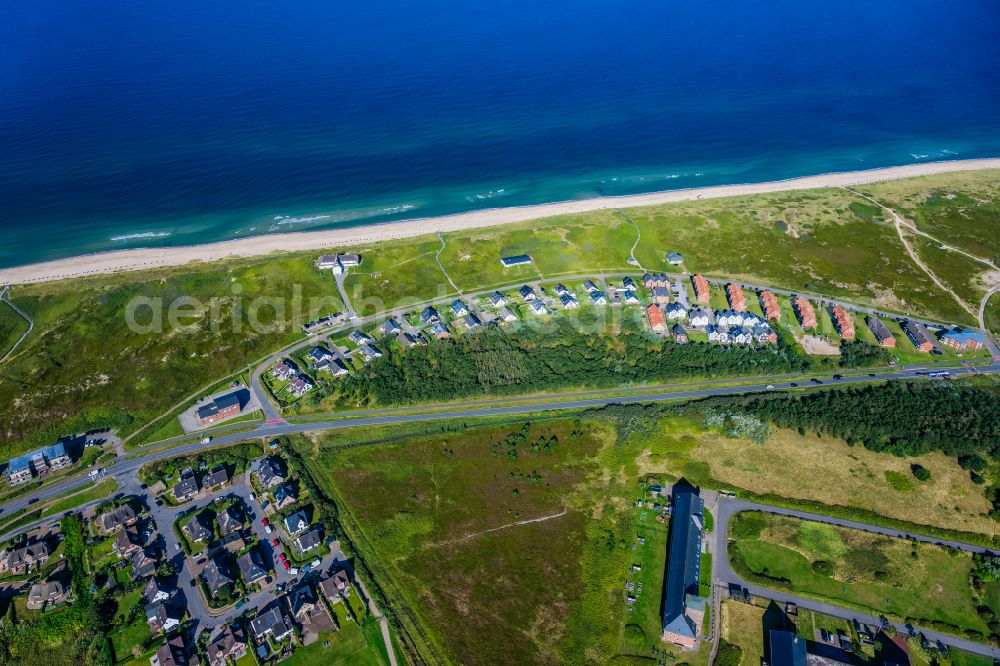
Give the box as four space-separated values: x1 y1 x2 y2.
684 274 988 352
646 302 778 345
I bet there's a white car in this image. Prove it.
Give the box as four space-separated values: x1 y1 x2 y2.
264 525 273 535
174 543 181 551
766 384 775 389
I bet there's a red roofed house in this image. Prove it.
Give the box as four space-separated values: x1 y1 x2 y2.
646 304 667 334
691 275 710 305
792 296 816 330
725 284 746 311
758 291 780 321
831 306 855 340
865 316 895 347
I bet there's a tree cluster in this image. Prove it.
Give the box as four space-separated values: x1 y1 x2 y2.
335 319 810 407
702 382 1000 459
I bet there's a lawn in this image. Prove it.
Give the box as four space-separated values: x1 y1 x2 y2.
109 616 153 664
282 619 388 666
728 512 989 635
721 599 769 666
617 499 670 657
635 416 997 537
40 478 118 518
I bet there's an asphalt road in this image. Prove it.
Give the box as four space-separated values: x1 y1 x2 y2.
712 497 1000 658
3 361 998 536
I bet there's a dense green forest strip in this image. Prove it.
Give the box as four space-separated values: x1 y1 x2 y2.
697 382 1000 458
329 318 812 407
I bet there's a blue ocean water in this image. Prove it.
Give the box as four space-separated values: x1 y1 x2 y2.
1 0 998 268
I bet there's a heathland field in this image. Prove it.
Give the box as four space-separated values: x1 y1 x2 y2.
0 254 341 457
293 392 1000 664
2 170 999 457
728 512 997 635
636 417 998 537
302 418 619 665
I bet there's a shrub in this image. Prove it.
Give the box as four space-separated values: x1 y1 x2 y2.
715 640 743 666
811 560 835 576
911 464 931 482
959 454 987 472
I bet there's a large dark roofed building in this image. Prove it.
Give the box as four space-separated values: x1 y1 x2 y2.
196 391 242 425
769 630 807 666
661 483 705 648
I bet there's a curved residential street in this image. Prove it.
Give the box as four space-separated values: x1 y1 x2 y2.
711 497 1000 658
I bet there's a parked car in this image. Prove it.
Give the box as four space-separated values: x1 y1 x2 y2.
261 518 269 526
272 538 280 547
264 525 273 535
278 553 287 562
283 561 291 571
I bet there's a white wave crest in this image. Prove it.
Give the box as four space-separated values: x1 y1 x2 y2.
110 231 172 242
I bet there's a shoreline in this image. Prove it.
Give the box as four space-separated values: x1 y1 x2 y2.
2 157 999 286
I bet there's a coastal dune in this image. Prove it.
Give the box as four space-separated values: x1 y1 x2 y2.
3 158 999 286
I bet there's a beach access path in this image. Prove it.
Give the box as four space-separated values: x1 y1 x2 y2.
2 159 999 286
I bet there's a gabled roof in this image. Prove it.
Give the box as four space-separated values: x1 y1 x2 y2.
320 569 351 599
661 484 704 639
769 630 807 666
144 577 172 603
237 549 267 584
130 548 158 576
283 509 309 534
289 584 317 617
98 504 137 532
273 482 296 506
203 558 234 595
115 525 142 553
942 327 986 344
183 511 214 542
307 346 333 363
205 464 229 488
250 605 292 640
173 468 200 499
217 505 244 535
257 458 285 486
207 625 246 665
294 525 324 554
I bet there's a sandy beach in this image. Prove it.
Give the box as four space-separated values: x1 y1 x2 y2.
2 158 999 286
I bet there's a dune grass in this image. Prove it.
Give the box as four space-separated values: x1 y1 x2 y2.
636 417 997 537
4 170 999 459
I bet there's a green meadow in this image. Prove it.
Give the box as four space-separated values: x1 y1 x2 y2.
728 512 995 636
